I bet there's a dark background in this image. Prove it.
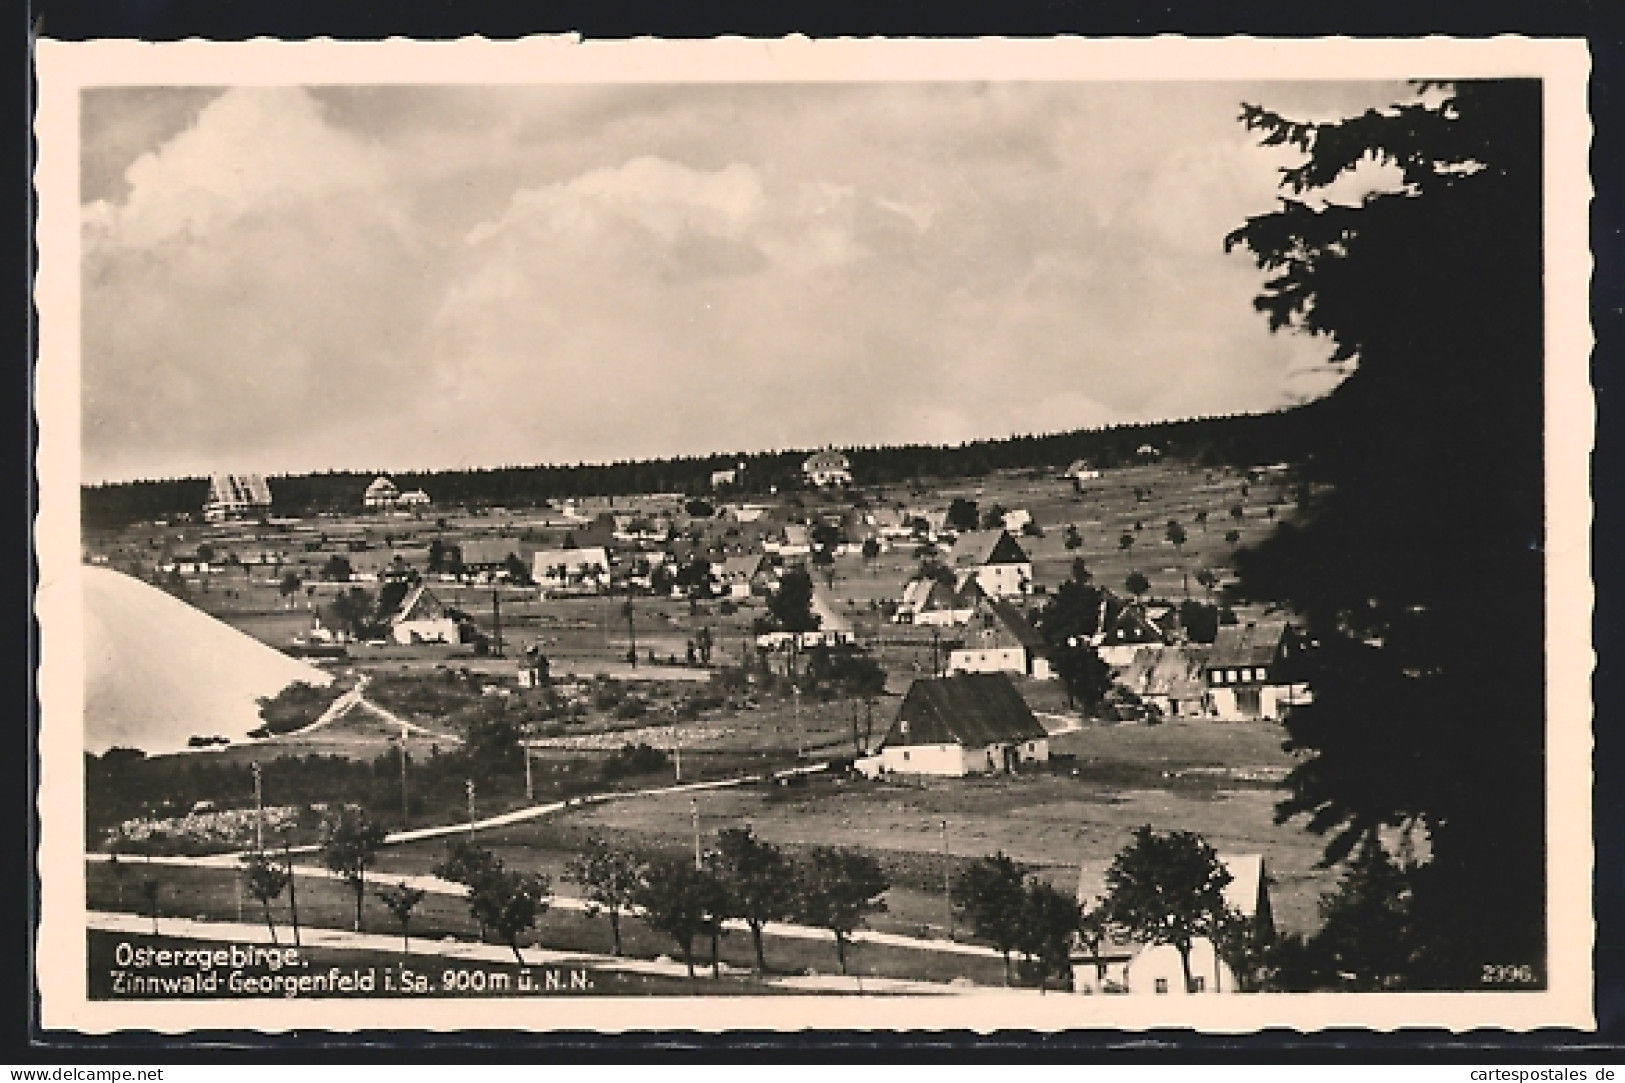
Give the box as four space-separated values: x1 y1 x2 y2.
15 0 1625 1062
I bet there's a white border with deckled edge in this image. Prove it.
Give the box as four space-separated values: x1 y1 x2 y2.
34 34 1595 1034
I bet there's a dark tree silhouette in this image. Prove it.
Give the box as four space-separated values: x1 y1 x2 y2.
242 852 290 945
1225 81 1545 987
376 881 427 953
319 806 387 933
952 852 1029 985
564 834 644 956
1102 826 1232 994
794 847 889 976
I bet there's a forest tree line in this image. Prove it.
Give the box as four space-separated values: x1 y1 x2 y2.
81 404 1325 531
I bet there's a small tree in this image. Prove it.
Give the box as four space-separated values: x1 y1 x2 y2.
795 847 889 976
1308 834 1416 991
320 806 388 933
952 852 1029 985
945 498 979 533
564 834 644 956
376 881 428 953
634 856 715 979
1118 532 1135 553
1195 568 1219 599
1016 878 1081 993
471 869 550 965
434 839 505 941
712 826 795 975
1064 524 1083 550
1075 902 1113 991
1225 528 1242 547
1124 571 1150 601
242 852 290 945
1102 826 1232 994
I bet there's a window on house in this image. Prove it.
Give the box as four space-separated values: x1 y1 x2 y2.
1193 976 1206 993
902 750 909 761
1256 666 1268 682
1154 978 1169 994
1228 669 1240 683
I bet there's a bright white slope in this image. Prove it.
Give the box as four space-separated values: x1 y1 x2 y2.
83 565 332 755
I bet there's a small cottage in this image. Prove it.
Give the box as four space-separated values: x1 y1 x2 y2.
802 449 854 488
1202 621 1314 721
384 583 461 645
864 672 1049 777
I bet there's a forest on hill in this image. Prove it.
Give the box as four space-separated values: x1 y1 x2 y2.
80 402 1325 531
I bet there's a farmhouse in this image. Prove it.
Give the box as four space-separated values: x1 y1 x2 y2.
864 672 1049 777
531 547 612 593
715 553 773 599
947 598 1052 680
1202 620 1313 721
363 476 400 510
1094 600 1175 666
1116 645 1209 718
382 582 461 645
894 574 982 626
202 473 272 523
1072 853 1274 995
949 529 1033 598
458 538 529 579
1063 459 1102 487
397 488 431 509
710 468 738 490
802 449 853 488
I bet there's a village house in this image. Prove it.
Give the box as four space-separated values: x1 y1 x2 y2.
1072 854 1273 995
1116 645 1210 718
894 573 984 626
457 538 531 581
1094 599 1176 666
1000 508 1034 535
802 448 854 488
531 547 612 594
397 488 431 509
362 476 400 510
949 529 1033 598
710 468 738 490
1063 459 1102 488
1202 620 1314 721
562 512 619 552
947 598 1053 680
381 582 461 646
859 672 1049 778
714 553 774 599
202 473 272 524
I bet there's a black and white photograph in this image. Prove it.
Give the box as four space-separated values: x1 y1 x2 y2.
33 36 1594 1033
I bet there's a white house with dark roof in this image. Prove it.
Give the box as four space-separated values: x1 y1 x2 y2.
949 529 1033 598
363 476 400 510
894 574 983 626
531 547 612 594
1072 853 1274 995
862 672 1049 777
1202 620 1313 721
947 597 1052 680
385 583 461 645
802 449 853 488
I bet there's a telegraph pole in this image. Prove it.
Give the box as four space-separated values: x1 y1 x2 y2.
524 740 534 803
794 685 804 759
691 797 702 870
397 726 410 824
466 779 477 835
941 819 954 940
251 761 264 853
490 586 503 658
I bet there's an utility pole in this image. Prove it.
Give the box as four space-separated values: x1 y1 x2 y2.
672 710 683 783
931 628 941 677
691 797 702 871
624 594 637 668
941 819 954 940
283 834 301 947
794 685 803 759
397 725 410 825
524 739 534 803
250 761 264 853
490 586 503 658
466 779 477 835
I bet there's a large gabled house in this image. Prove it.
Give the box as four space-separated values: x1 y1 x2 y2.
1116 645 1210 718
947 597 1052 680
802 449 853 488
949 529 1033 599
862 672 1049 777
715 553 774 599
1202 620 1313 721
1094 599 1175 666
531 547 613 594
1072 853 1274 995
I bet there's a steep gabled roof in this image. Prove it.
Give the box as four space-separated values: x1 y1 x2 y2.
966 598 1045 652
458 538 523 567
1208 620 1289 668
950 529 1030 568
803 449 851 472
1118 645 1210 698
880 673 1048 749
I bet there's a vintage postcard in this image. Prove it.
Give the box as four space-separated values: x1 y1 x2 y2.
33 35 1595 1034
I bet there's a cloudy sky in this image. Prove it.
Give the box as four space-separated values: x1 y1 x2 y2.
80 80 1410 483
